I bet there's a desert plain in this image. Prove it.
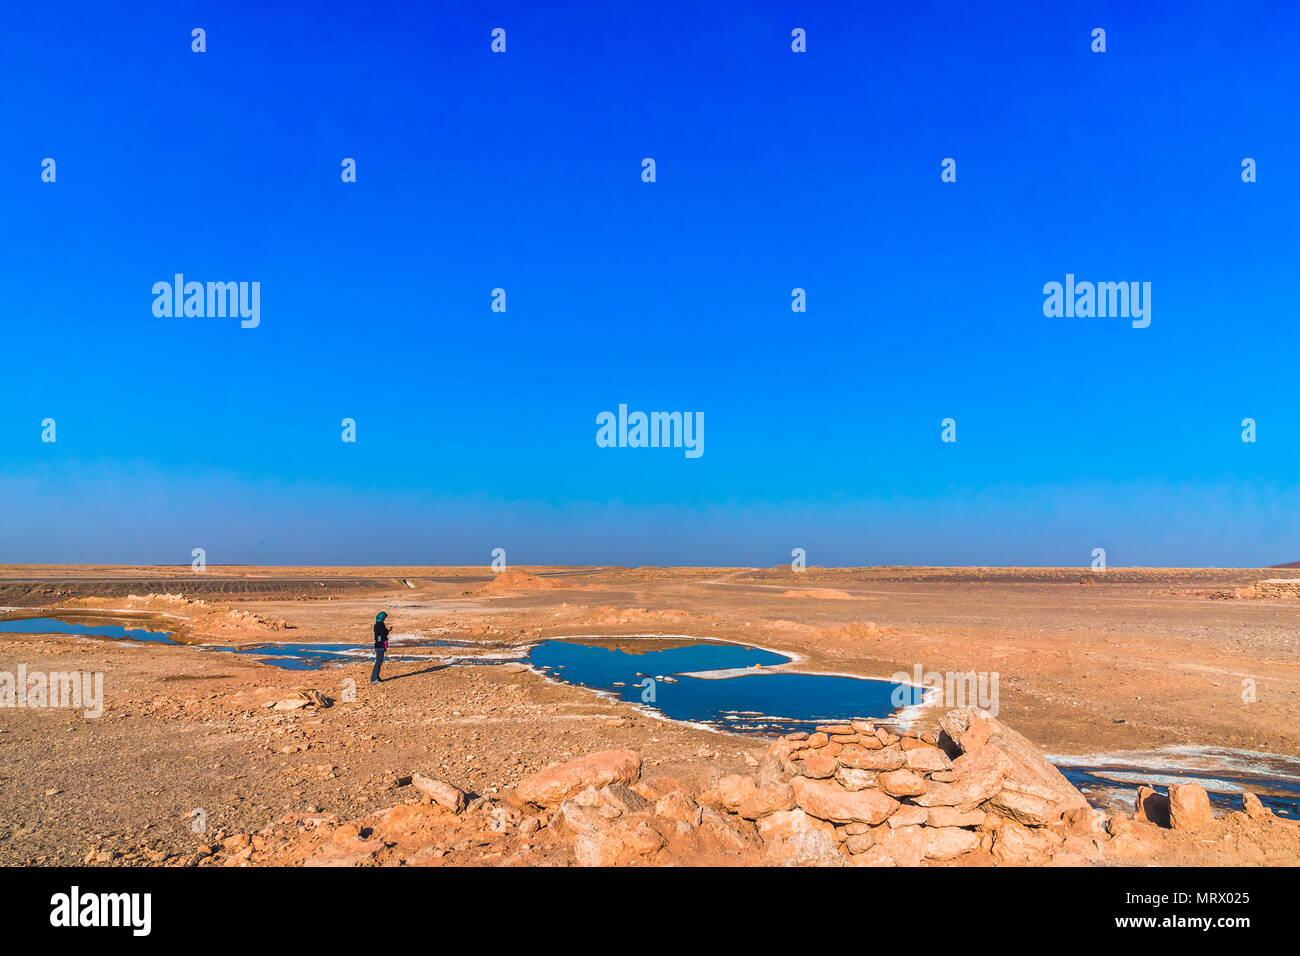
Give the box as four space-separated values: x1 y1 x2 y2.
0 564 1297 867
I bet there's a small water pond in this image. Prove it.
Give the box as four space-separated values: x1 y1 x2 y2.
0 616 177 643
527 637 921 736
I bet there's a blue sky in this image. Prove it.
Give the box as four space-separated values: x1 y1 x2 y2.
2 1 1298 566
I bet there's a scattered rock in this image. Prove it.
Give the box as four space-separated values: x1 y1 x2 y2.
654 791 702 827
1168 784 1214 831
411 774 467 813
600 782 652 814
1242 792 1274 821
516 750 641 807
573 815 665 866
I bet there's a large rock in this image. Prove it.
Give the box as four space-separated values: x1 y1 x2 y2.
926 806 985 828
792 777 898 825
938 709 997 756
1242 792 1274 821
887 804 929 828
716 774 757 808
872 824 925 866
737 783 796 820
915 744 1014 808
758 809 843 866
938 709 1089 825
837 749 906 772
305 836 384 867
988 785 1081 828
878 769 927 798
600 783 652 814
551 800 618 835
516 750 641 806
924 826 981 861
904 745 953 773
990 819 1058 866
654 790 702 826
410 774 466 813
716 774 797 819
843 831 876 855
1168 784 1214 831
699 807 760 854
835 767 877 791
802 755 838 779
366 802 451 841
573 815 665 866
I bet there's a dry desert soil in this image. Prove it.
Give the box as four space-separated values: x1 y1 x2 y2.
0 565 1297 866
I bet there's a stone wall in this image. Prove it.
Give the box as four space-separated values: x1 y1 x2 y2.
1252 579 1300 598
512 708 1110 866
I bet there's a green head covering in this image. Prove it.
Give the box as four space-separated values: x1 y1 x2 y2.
376 611 387 622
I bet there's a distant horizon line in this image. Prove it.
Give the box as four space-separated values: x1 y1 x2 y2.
1 563 1298 572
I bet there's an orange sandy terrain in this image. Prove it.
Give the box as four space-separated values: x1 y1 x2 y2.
0 564 1297 866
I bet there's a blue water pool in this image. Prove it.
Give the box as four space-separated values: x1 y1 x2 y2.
527 637 921 736
0 616 177 643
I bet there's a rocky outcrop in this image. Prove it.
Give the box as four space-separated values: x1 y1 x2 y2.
1242 792 1274 821
515 750 642 806
1167 783 1214 831
191 710 1299 868
938 709 1089 825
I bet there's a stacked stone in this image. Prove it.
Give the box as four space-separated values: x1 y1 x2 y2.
707 708 1101 866
505 709 1108 866
1253 579 1300 598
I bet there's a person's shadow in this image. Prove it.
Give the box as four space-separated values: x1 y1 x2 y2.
379 663 449 682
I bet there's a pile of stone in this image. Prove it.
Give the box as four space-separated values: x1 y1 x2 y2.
508 708 1111 866
710 708 1102 865
1250 579 1300 599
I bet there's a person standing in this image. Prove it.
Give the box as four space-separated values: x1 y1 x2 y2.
371 611 391 683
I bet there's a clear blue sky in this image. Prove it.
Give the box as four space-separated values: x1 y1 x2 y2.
2 1 1298 567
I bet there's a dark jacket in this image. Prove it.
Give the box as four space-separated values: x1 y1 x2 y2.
373 620 390 648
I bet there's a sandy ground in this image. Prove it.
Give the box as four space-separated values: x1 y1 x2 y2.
0 564 1297 866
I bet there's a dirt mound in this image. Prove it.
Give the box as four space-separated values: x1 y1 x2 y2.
471 571 564 595
51 593 293 639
